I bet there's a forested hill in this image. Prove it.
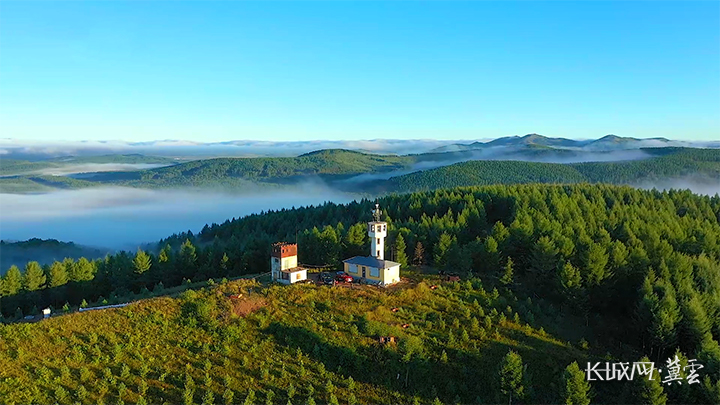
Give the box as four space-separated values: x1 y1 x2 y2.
384 148 720 193
3 147 720 194
2 184 720 403
0 239 110 275
131 149 414 186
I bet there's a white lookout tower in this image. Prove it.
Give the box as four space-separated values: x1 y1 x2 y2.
342 203 401 286
368 203 387 260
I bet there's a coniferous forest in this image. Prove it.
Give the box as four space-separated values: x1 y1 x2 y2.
1 184 720 404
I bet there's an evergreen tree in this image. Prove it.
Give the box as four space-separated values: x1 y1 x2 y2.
563 361 591 405
2 265 23 296
499 350 524 405
180 239 198 279
559 261 582 300
133 249 152 275
633 356 667 405
500 257 514 286
71 257 95 282
529 236 559 289
23 261 46 291
483 236 501 273
583 243 609 286
434 233 453 268
344 223 367 258
413 241 425 266
394 234 409 267
680 293 711 353
47 261 69 288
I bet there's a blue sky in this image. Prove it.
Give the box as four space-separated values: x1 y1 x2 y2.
1 1 718 142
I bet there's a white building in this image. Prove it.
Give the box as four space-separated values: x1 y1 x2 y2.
270 242 308 284
342 204 401 286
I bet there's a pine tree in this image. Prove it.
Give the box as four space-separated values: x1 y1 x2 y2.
500 257 514 286
2 265 23 296
133 249 152 275
563 362 591 405
394 234 409 267
681 293 711 352
47 261 69 288
434 233 453 268
483 236 500 273
558 261 582 300
72 257 95 282
529 236 559 288
413 241 425 266
499 350 524 405
583 243 609 286
180 239 198 278
23 261 46 291
634 356 667 405
345 223 367 258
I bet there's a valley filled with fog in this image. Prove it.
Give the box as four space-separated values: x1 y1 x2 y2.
0 186 355 252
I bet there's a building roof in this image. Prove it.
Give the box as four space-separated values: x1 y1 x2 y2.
279 266 307 274
342 256 401 269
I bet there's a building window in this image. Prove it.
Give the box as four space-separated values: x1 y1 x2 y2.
296 273 301 280
370 268 380 278
281 272 289 280
376 238 380 244
383 225 386 231
369 224 374 232
377 250 380 257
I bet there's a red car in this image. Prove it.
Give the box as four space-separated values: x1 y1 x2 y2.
335 272 353 283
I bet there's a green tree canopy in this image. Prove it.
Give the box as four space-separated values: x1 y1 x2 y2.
499 350 524 405
562 361 591 405
23 261 46 291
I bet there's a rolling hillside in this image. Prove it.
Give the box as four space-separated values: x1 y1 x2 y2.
384 148 720 193
2 146 720 195
2 184 720 404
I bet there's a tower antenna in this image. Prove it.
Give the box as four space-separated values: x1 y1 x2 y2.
372 203 382 222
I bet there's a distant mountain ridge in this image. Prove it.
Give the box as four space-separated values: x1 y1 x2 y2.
4 135 717 161
430 133 682 152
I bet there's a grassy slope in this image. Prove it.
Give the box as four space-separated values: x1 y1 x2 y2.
0 277 609 405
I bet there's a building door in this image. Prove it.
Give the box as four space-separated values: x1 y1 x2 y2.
362 267 366 278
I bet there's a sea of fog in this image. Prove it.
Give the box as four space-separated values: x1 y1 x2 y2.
0 186 355 251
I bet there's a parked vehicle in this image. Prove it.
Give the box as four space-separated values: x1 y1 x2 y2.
335 271 353 283
321 273 336 285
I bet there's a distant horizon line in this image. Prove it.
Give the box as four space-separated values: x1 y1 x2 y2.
1 133 709 145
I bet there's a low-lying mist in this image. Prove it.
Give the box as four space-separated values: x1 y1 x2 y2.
40 163 172 177
0 185 355 251
633 177 720 197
